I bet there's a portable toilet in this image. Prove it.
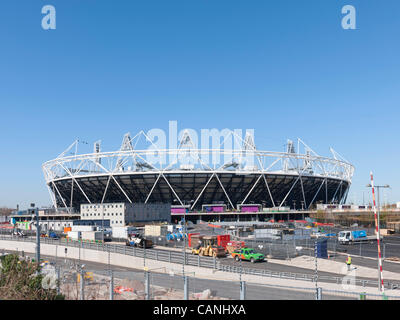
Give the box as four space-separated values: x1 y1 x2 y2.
316 239 328 258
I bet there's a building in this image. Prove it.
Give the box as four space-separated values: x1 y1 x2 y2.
0 215 10 223
42 130 354 221
316 204 366 210
10 207 80 231
80 202 170 225
72 219 110 227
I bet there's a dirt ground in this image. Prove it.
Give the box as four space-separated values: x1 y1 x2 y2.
60 273 227 300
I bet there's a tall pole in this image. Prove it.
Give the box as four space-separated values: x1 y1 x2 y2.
239 251 243 284
314 240 318 300
102 205 104 246
370 172 385 293
377 188 381 237
80 268 85 300
35 207 40 263
109 269 114 300
182 205 186 277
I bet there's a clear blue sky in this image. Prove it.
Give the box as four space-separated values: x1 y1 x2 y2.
0 0 399 209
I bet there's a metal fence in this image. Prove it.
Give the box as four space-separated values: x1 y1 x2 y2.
3 243 400 301
1 234 400 291
240 239 298 259
39 263 400 300
246 236 400 261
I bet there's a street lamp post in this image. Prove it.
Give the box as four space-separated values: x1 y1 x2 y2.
366 184 390 236
182 203 186 278
102 204 104 247
182 200 194 278
33 205 40 264
314 240 319 300
366 182 390 292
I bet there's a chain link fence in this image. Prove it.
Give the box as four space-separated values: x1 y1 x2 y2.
3 247 400 301
3 234 400 290
2 234 400 290
55 265 400 300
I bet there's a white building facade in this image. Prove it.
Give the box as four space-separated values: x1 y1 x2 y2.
80 202 170 226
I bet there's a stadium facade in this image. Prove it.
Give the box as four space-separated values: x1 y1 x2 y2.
42 130 354 213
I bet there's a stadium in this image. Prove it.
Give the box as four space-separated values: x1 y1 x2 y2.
42 130 354 213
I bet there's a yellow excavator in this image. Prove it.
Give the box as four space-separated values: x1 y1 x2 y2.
191 236 226 258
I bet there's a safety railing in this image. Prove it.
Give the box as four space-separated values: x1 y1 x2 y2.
0 234 399 290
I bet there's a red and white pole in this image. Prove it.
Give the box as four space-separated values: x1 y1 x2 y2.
370 171 385 293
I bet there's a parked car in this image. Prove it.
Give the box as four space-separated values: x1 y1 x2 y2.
232 248 265 263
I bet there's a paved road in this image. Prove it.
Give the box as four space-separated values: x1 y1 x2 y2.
1 234 399 289
2 249 355 300
234 236 400 274
217 256 400 288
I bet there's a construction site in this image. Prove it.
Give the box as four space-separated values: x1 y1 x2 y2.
2 205 400 300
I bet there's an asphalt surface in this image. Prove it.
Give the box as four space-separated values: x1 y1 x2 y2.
2 249 355 300
1 232 400 289
217 256 400 287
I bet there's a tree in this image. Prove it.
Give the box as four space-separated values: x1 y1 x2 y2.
0 254 64 300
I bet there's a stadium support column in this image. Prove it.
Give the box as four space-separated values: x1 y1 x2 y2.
325 178 328 204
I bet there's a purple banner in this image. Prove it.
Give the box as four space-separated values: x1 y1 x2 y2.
171 208 186 213
240 206 259 212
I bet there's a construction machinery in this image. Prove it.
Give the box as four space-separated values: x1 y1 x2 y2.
225 240 246 254
77 272 94 282
40 230 59 239
12 228 26 237
126 234 153 248
191 236 226 258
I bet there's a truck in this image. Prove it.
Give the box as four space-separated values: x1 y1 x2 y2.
231 248 265 263
338 230 382 245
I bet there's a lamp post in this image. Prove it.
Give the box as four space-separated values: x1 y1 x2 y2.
182 200 194 278
314 240 319 300
101 204 104 247
366 184 390 238
183 201 187 298
32 204 40 264
366 182 390 292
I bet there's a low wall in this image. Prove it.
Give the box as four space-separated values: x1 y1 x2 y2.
0 240 215 276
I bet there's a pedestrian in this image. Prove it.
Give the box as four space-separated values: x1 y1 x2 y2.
346 255 352 271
